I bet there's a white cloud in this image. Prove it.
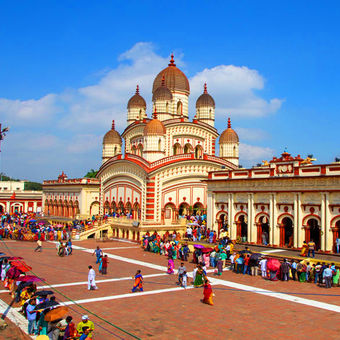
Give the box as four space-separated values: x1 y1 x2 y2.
239 143 275 166
235 127 270 142
189 65 283 118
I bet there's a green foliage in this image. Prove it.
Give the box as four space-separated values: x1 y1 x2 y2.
0 173 20 181
84 169 98 178
24 182 42 191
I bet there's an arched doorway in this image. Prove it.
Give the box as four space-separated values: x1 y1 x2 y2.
0 204 4 214
333 220 340 252
125 201 132 215
104 201 110 214
173 143 182 155
164 203 176 223
281 217 294 247
194 145 203 159
193 202 204 215
178 202 189 216
307 218 321 250
118 201 124 214
90 201 100 216
237 215 247 241
184 143 193 154
133 202 141 220
111 201 117 214
260 216 270 245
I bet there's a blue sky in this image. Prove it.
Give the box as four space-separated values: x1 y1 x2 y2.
0 1 339 181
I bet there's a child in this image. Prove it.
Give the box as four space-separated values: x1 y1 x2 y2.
182 271 187 288
79 326 90 340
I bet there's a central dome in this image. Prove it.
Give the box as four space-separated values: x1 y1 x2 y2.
152 54 190 95
144 114 166 136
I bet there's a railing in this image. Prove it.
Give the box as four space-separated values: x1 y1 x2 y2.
150 153 193 168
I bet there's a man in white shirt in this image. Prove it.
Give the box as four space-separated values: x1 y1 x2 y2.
88 266 98 290
186 226 192 241
259 257 267 278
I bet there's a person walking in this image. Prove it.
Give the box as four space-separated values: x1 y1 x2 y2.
177 263 186 285
307 240 316 258
26 299 37 335
281 259 291 281
88 266 97 290
92 246 103 264
259 257 267 278
132 270 143 292
101 255 108 275
34 239 42 252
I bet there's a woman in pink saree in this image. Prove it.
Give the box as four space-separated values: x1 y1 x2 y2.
167 257 174 274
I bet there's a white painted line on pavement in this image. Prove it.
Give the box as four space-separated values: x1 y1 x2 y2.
261 249 286 254
101 246 139 250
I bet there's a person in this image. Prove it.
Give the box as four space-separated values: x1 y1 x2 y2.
323 265 333 288
26 299 37 335
177 263 186 285
77 315 94 339
182 243 189 261
216 257 223 276
243 254 250 275
79 327 91 340
98 256 103 273
202 279 214 305
50 317 67 340
333 266 340 287
88 266 97 290
259 257 267 278
67 239 72 255
92 246 103 264
132 270 143 292
336 237 340 253
300 241 308 257
291 260 297 281
220 250 227 268
63 316 76 340
167 257 174 274
236 255 244 274
193 264 204 287
34 239 42 252
281 259 291 281
101 255 108 275
182 271 187 288
229 253 235 271
1 259 10 281
307 240 316 258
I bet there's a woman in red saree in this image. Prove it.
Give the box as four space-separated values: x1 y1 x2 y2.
202 279 214 305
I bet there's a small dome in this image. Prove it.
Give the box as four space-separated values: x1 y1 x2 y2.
127 85 146 109
103 120 122 144
143 114 166 136
152 54 190 95
219 118 239 143
152 75 173 101
196 83 215 108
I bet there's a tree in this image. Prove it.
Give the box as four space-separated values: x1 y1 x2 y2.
24 182 42 191
84 169 98 178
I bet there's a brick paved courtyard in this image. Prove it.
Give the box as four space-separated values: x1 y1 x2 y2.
0 239 339 340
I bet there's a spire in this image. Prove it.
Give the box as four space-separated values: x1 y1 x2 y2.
228 117 231 128
168 53 176 67
204 83 207 94
161 75 165 86
112 120 115 130
153 107 158 119
136 85 139 95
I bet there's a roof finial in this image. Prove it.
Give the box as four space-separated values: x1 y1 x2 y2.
153 107 158 119
112 120 115 130
204 83 207 94
168 53 176 67
228 117 231 128
161 75 165 86
136 85 139 95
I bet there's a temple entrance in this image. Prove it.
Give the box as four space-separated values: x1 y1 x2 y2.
260 216 270 245
307 218 321 250
179 203 189 216
334 220 340 252
282 217 294 247
0 205 3 214
238 215 248 241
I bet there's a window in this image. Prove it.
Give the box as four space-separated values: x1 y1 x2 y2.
177 101 182 115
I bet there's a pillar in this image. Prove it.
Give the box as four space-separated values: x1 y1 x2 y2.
229 193 236 239
248 194 256 242
270 193 278 245
207 191 215 231
320 193 326 251
33 201 37 213
324 193 332 251
293 193 299 248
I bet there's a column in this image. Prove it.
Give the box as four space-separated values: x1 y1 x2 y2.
297 193 304 247
24 201 28 213
320 192 326 251
207 191 215 231
229 193 236 239
324 193 332 251
293 194 298 248
33 201 37 213
248 193 255 242
272 193 279 246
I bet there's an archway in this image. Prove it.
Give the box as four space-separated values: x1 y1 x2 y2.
111 201 117 214
118 201 124 214
194 145 203 159
137 144 143 157
104 201 110 214
281 217 294 247
173 143 182 155
131 146 137 155
239 215 248 241
334 220 340 252
125 201 132 215
178 202 189 216
133 202 141 220
306 218 321 250
193 202 204 215
260 215 270 245
184 143 193 154
177 101 183 115
164 203 176 223
90 201 100 216
0 204 4 214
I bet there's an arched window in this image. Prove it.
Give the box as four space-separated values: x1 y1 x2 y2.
114 146 117 155
233 146 236 157
138 144 143 157
158 138 162 151
177 101 182 115
139 109 142 120
209 108 212 119
184 143 193 154
195 145 203 159
166 102 169 113
173 143 182 155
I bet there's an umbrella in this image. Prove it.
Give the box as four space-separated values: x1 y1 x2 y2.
11 261 32 272
33 300 59 311
44 306 69 321
239 249 252 254
18 275 45 283
267 258 281 271
188 222 200 226
1 256 23 260
35 290 54 296
194 244 205 249
202 247 213 253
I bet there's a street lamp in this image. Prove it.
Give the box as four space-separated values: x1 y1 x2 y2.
0 124 9 181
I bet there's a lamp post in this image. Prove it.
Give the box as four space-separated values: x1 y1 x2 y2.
0 124 9 181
